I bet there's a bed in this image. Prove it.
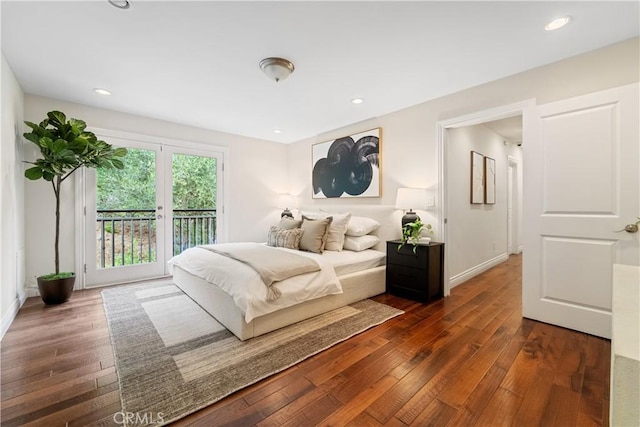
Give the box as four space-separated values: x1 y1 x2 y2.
169 206 398 340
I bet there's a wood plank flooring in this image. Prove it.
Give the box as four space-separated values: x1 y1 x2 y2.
0 254 611 426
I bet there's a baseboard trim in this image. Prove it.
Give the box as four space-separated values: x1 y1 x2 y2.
26 287 40 298
449 253 510 289
1 292 27 341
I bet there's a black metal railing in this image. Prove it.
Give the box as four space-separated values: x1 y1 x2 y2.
96 208 216 268
172 209 217 255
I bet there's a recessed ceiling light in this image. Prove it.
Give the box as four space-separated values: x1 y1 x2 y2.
351 98 364 104
108 0 130 9
545 16 571 31
94 88 112 96
273 129 282 134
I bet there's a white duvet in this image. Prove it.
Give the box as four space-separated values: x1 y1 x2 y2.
167 246 343 322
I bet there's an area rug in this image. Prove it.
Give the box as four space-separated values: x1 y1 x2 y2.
102 281 403 426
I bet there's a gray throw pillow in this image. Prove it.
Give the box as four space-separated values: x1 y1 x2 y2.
266 226 303 249
299 216 333 253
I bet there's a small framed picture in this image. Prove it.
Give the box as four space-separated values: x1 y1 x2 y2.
470 151 484 204
484 156 496 204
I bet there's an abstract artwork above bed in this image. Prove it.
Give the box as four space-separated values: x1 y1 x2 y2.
312 128 381 199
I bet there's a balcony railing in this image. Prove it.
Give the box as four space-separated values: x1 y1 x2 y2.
96 209 216 268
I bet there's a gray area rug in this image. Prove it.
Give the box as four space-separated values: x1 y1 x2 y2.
102 281 403 426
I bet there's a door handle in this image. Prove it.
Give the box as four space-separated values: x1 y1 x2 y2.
157 214 163 220
615 218 640 233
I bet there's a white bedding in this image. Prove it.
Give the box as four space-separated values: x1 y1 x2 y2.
168 246 342 322
298 249 386 276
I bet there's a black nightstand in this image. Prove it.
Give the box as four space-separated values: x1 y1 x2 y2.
386 240 444 303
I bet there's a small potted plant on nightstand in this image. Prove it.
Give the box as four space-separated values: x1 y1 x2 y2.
398 219 433 253
24 111 127 304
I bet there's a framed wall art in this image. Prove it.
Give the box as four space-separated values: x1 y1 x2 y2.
484 156 496 204
312 128 381 199
470 151 484 204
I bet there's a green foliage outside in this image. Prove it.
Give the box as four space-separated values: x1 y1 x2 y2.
97 148 156 210
172 153 217 210
95 150 217 268
97 150 216 211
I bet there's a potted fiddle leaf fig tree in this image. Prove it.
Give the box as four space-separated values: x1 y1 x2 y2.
24 111 127 304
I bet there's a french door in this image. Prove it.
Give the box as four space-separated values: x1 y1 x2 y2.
84 136 223 287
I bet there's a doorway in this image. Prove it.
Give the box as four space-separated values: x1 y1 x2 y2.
82 133 225 288
437 100 532 295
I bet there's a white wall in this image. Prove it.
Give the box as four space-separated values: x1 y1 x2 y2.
15 37 640 295
447 124 523 283
23 96 288 289
287 37 639 269
1 54 26 338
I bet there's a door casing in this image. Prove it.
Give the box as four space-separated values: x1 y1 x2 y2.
437 99 534 296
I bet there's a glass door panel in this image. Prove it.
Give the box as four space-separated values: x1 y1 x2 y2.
171 153 218 255
85 139 166 287
165 147 222 258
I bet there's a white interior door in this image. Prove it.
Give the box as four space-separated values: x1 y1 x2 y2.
523 83 639 338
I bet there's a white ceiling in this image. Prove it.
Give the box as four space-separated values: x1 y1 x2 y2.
2 1 638 144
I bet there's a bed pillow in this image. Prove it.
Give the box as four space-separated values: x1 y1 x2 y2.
279 217 302 230
266 226 303 249
322 212 351 251
343 235 380 252
298 210 323 220
346 216 381 237
299 216 333 253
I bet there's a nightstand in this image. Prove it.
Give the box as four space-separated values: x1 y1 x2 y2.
386 240 444 303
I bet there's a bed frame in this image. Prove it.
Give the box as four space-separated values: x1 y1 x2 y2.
173 265 386 340
173 205 399 340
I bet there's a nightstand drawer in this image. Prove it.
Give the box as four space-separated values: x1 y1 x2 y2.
386 241 427 268
386 264 427 293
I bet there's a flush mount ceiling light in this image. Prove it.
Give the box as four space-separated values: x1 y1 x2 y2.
108 0 130 9
259 57 295 82
545 16 571 31
93 88 112 96
351 98 364 104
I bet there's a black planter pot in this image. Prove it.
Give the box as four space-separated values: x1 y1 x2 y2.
37 274 76 305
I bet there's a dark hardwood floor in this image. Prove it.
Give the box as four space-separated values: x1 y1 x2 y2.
0 254 611 426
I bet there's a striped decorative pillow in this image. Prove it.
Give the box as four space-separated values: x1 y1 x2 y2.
266 226 303 249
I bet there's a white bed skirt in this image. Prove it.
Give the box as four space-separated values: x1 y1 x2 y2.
172 265 386 340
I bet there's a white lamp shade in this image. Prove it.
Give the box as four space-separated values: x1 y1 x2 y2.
395 188 428 210
277 194 295 209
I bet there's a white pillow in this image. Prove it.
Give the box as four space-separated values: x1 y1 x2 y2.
343 235 379 252
346 216 381 237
